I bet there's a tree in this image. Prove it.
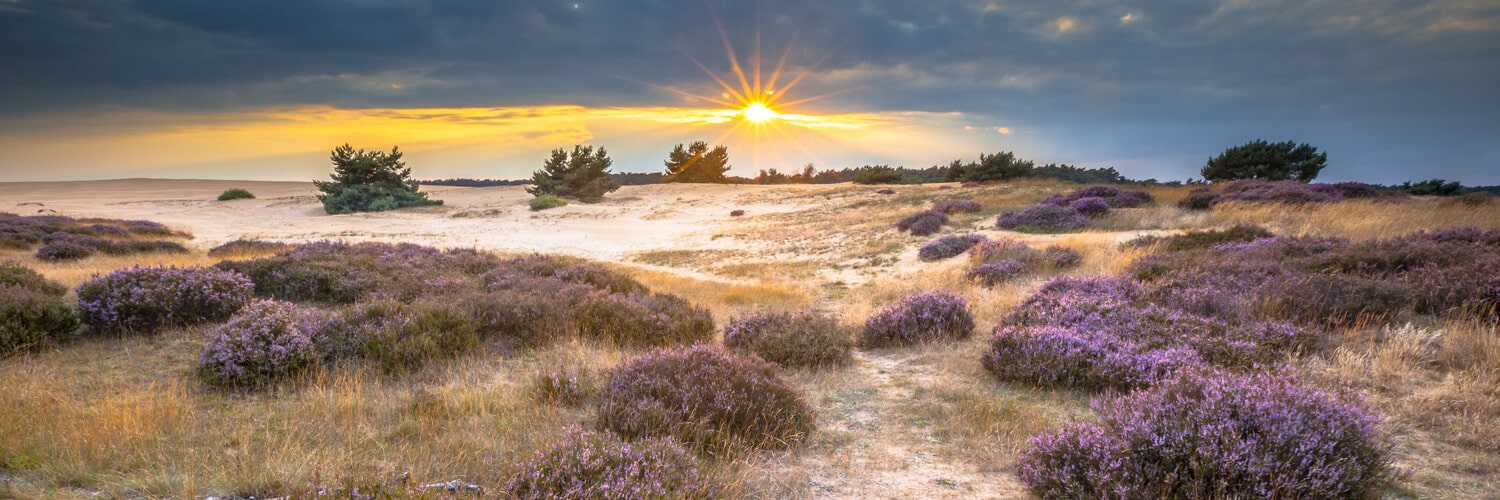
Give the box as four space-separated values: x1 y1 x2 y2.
527 145 620 202
314 144 441 214
1202 140 1327 182
851 165 916 185
663 141 731 183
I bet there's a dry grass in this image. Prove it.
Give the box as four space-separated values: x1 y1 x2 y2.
1208 198 1500 240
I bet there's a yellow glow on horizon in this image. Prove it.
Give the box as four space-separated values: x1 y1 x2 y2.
742 102 778 123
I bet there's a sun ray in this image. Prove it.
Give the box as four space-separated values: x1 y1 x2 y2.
674 48 747 104
611 73 741 108
707 3 756 103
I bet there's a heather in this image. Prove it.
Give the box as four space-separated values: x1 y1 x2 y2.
216 241 505 304
197 300 328 387
967 260 1027 288
1178 179 1407 210
76 266 254 335
0 261 68 296
931 198 982 214
723 309 852 368
504 428 723 499
322 299 480 373
965 239 1081 287
529 365 597 405
207 239 294 258
918 233 987 261
1039 185 1153 209
596 344 815 451
862 291 975 347
896 210 948 236
996 204 1088 232
1019 368 1400 498
1 285 80 355
1 214 191 261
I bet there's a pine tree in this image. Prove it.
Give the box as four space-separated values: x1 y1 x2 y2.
663 141 731 183
1202 140 1327 182
313 144 441 214
527 145 620 202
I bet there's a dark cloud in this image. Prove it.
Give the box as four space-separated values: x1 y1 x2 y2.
1 0 1497 182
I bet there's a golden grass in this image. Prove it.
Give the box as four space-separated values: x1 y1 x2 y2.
1208 198 1500 240
618 265 816 321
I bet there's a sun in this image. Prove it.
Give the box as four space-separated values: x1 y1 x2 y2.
742 102 778 123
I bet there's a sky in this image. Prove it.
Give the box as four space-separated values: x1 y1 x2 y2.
1 0 1497 184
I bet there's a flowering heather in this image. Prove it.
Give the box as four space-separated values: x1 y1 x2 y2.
1404 257 1500 315
918 233 988 261
1 285 80 355
897 210 948 236
1262 272 1413 327
490 254 648 295
1399 226 1500 247
996 204 1088 232
1019 368 1401 498
1041 185 1154 208
724 309 852 368
1217 179 1344 204
1067 197 1110 216
1177 188 1220 210
596 344 815 451
504 428 723 499
932 198 982 214
967 260 1028 288
217 241 503 304
77 266 253 335
862 291 975 347
197 300 328 387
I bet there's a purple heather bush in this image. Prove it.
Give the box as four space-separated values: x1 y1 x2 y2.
723 309 852 368
1042 246 1083 269
504 428 723 499
996 204 1089 232
77 266 253 335
897 210 949 236
932 198 983 214
918 233 988 261
573 291 715 347
1 285 80 355
490 254 649 296
217 241 504 304
1019 368 1401 499
862 291 975 347
596 344 815 451
1067 197 1110 217
967 260 1028 288
1263 272 1413 327
320 299 480 373
197 300 329 387
1041 185 1154 209
1177 188 1220 210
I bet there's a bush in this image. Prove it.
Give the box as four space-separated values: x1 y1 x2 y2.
1 285 80 355
918 234 987 261
1177 188 1219 210
1041 186 1153 209
99 240 189 256
1018 368 1400 498
1 261 68 296
217 188 256 201
77 266 254 335
1263 272 1412 327
322 299 480 373
932 199 982 214
1067 197 1110 216
862 291 975 347
313 144 442 214
573 291 715 347
529 145 622 201
851 165 913 185
218 241 502 304
996 204 1088 232
724 310 852 368
1042 246 1082 269
896 210 948 236
967 260 1027 288
596 344 815 451
207 239 295 259
729 209 746 217
529 194 569 211
970 239 1039 265
35 241 96 261
197 300 328 387
504 428 722 499
1202 139 1327 181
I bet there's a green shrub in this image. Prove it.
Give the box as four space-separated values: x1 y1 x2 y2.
217 188 256 201
1 286 80 355
0 261 67 296
851 165 915 185
724 310 852 368
528 145 622 201
323 299 480 374
529 194 569 211
1202 139 1326 182
662 141 732 183
313 144 442 214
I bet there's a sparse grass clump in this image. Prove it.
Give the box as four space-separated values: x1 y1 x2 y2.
862 291 975 347
197 300 328 388
76 266 254 335
217 188 256 201
529 194 569 211
918 233 987 261
723 309 852 368
1019 368 1401 498
596 344 815 451
529 365 597 405
504 428 723 499
932 198 982 214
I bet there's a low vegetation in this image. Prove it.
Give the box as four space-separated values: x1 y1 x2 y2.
724 309 852 368
314 143 442 214
217 188 255 201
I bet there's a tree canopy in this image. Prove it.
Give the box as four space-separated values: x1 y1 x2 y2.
663 141 731 183
1202 140 1327 182
313 144 441 214
527 145 620 202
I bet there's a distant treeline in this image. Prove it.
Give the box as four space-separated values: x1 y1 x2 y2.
419 178 532 187
1383 179 1500 197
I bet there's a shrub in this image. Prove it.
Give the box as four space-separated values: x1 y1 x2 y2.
1177 188 1219 210
960 181 980 188
99 240 189 256
1041 186 1153 209
967 260 1027 288
1018 368 1400 498
970 239 1039 265
207 239 295 259
529 145 623 200
35 241 96 261
729 209 746 217
529 366 596 405
1042 246 1082 269
851 165 911 185
504 428 722 499
491 254 648 296
1263 272 1412 327
596 344 815 451
1128 225 1275 253
724 310 852 368
862 291 975 347
573 291 715 347
218 241 502 304
1067 197 1110 216
932 199 982 214
1 285 80 355
529 194 569 211
217 188 256 201
1202 139 1327 181
996 205 1088 232
918 234 988 261
197 300 327 387
313 144 442 214
323 299 480 373
896 210 948 236
0 261 68 296
77 266 254 335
